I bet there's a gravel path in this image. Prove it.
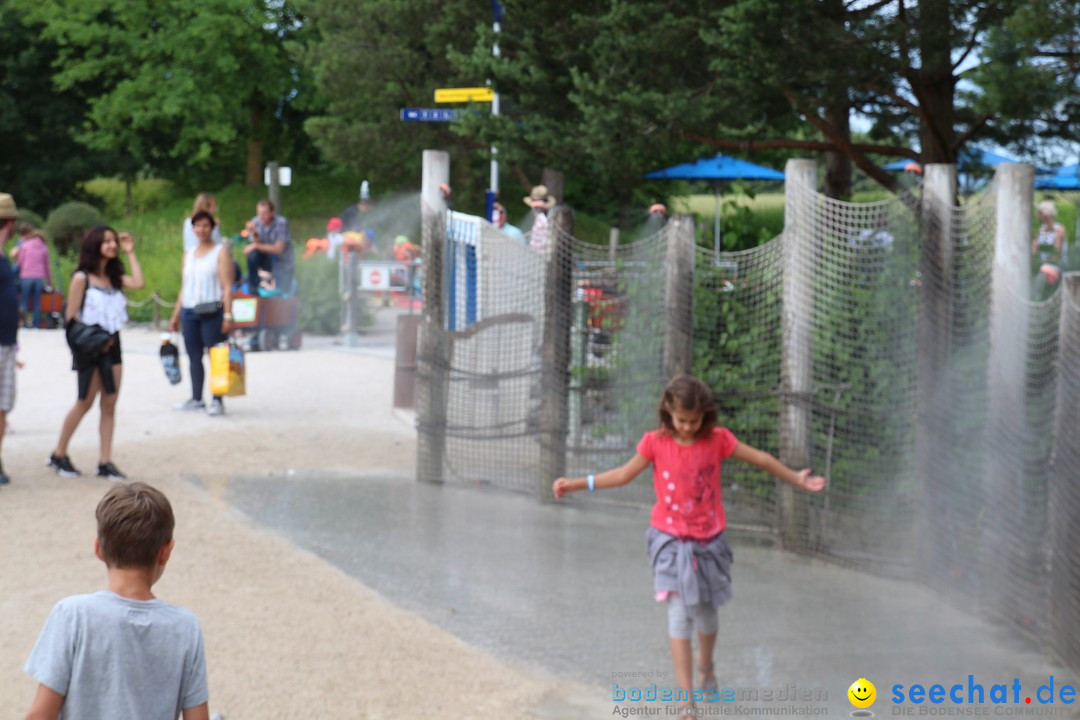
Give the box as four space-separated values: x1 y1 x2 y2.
0 323 598 719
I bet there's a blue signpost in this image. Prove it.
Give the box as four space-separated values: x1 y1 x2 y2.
399 108 458 122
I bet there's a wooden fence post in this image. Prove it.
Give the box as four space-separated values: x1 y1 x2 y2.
779 158 817 548
416 150 450 484
539 204 574 500
1048 273 1080 668
983 162 1034 611
663 214 695 379
914 164 957 576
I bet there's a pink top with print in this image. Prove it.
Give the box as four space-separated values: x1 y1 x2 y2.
637 427 739 541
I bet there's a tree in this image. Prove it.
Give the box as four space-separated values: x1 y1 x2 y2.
296 0 491 201
14 0 311 198
968 0 1080 162
451 1 786 223
0 4 108 212
694 0 1077 196
453 1 1080 202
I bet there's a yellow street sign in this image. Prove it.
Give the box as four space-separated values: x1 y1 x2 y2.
434 87 495 103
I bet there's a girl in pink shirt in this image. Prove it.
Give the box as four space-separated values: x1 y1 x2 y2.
553 375 826 717
13 228 51 329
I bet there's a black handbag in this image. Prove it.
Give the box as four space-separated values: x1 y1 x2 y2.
193 301 224 317
66 320 112 358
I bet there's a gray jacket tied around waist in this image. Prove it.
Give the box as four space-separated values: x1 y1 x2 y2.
647 527 734 609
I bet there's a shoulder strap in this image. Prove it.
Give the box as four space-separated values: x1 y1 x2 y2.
72 271 88 311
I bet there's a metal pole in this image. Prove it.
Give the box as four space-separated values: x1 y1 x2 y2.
268 161 281 213
488 1 501 220
713 187 721 258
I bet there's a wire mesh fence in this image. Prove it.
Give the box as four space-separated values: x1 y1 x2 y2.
415 164 1080 673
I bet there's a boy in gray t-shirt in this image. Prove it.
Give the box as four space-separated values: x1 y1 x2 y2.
24 483 209 720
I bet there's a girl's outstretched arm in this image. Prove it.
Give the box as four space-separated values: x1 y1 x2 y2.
552 453 650 498
730 442 826 492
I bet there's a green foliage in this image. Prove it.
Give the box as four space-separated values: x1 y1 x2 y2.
44 202 105 255
807 230 921 502
296 0 489 204
82 178 176 219
17 210 46 230
692 254 782 504
294 255 338 334
0 4 106 209
13 0 311 185
969 1 1080 159
294 254 370 334
451 0 737 220
122 217 189 323
690 204 923 515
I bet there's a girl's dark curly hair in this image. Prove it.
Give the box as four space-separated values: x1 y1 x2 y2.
658 375 717 440
77 226 124 289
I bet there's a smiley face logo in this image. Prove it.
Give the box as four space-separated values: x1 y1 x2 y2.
848 678 876 709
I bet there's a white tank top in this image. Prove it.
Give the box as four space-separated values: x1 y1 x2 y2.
77 272 128 333
1037 223 1061 249
181 244 224 308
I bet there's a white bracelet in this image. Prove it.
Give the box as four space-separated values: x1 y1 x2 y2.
587 474 595 492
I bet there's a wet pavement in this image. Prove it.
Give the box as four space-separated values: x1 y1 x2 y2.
208 471 1080 716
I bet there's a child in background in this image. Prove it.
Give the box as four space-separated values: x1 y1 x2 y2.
326 217 345 259
13 225 52 329
23 482 210 720
553 375 826 718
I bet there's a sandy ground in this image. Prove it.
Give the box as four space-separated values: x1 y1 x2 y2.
0 323 593 719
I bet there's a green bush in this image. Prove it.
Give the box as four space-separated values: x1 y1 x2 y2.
17 209 45 229
295 254 372 335
44 202 105 255
83 178 175 218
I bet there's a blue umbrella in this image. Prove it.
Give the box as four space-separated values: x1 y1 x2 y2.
882 147 1051 174
1034 163 1080 190
644 153 784 253
1035 173 1080 190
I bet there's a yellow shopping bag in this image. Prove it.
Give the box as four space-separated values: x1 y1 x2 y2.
209 343 246 397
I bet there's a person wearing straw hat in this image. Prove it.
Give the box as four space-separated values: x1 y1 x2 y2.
523 185 556 254
0 193 22 486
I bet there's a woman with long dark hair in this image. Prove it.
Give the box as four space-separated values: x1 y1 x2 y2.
48 226 144 479
168 210 233 415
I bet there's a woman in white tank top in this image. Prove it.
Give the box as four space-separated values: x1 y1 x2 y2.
49 226 144 480
1031 199 1065 266
168 211 234 416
